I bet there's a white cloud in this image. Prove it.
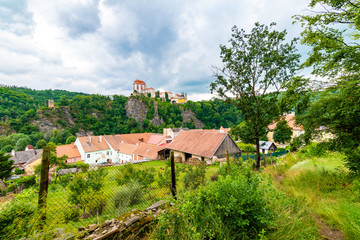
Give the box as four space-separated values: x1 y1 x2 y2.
0 0 311 100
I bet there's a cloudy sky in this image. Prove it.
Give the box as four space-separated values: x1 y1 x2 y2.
0 0 312 101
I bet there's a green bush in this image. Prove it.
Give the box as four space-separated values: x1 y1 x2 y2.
62 207 81 223
0 189 37 239
115 163 155 188
14 168 25 174
183 165 206 190
301 143 327 157
111 181 144 215
155 165 273 239
6 183 16 193
211 160 221 166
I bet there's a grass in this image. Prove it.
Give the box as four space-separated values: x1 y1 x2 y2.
270 151 360 239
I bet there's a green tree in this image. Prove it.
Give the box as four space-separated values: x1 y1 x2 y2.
295 0 360 172
0 152 13 180
15 137 31 151
231 121 267 144
273 119 293 144
295 0 360 78
65 135 76 144
211 23 300 169
35 139 47 149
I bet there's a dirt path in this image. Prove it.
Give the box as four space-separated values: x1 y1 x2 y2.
314 216 345 240
275 174 345 240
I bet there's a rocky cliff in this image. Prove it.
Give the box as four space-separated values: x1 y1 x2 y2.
181 109 204 129
125 97 203 128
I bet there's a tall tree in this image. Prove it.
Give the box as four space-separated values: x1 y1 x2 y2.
211 22 300 169
0 152 14 180
296 0 360 172
273 119 293 144
295 0 360 78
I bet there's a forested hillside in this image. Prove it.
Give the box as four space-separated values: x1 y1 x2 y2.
0 86 244 152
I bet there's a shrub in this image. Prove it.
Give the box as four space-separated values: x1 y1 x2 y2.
183 165 206 190
115 163 155 188
0 189 37 239
155 165 273 239
62 207 81 223
111 181 144 215
14 168 25 174
211 160 221 166
6 183 16 193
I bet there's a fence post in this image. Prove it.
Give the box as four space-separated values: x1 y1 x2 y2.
270 152 273 165
38 146 51 226
170 151 177 200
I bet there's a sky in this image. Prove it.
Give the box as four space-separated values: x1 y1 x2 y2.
0 0 313 101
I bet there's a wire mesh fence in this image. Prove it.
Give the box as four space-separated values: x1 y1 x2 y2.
43 160 173 232
1 150 286 239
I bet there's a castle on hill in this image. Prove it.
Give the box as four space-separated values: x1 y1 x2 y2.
132 79 187 104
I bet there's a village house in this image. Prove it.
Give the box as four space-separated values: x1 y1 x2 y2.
9 148 41 171
75 136 112 164
267 113 305 142
167 130 241 165
133 143 165 161
56 143 81 164
267 113 335 143
103 135 138 164
163 127 189 143
259 141 277 154
23 150 43 175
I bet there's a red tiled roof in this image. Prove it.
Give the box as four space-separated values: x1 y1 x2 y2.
103 135 138 155
134 143 164 160
119 133 154 145
147 134 165 145
103 135 126 150
78 136 110 152
167 131 228 158
268 114 303 131
118 143 138 155
25 145 34 150
56 144 81 158
134 79 146 85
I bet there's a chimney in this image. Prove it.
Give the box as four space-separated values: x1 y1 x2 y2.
88 136 91 143
100 136 102 142
139 138 144 142
11 149 15 156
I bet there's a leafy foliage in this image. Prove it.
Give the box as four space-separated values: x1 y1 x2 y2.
211 22 300 169
115 163 155 189
0 152 14 180
273 119 293 144
155 163 273 239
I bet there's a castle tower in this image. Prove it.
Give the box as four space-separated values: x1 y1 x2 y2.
48 99 54 108
133 79 147 93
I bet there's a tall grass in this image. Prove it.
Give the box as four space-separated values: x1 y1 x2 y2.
276 151 360 239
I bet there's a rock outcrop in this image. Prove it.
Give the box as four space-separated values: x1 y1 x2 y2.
125 98 149 124
126 97 204 128
181 109 204 129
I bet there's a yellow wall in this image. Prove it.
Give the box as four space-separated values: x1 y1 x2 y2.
25 157 42 175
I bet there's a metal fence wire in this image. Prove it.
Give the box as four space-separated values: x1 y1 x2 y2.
41 160 174 232
1 149 287 239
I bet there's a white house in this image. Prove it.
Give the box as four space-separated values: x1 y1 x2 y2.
75 136 112 165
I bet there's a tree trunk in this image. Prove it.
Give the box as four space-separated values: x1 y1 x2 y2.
255 137 261 170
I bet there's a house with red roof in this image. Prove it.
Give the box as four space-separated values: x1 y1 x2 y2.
267 113 305 143
167 130 241 165
75 136 112 164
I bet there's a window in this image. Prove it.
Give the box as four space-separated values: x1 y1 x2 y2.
107 151 109 156
87 154 90 158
